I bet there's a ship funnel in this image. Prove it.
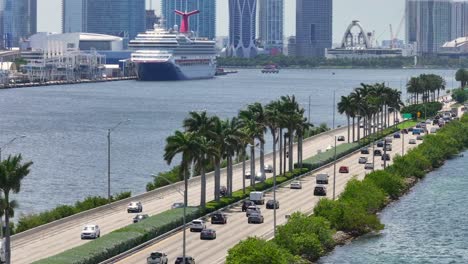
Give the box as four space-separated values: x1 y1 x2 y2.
174 10 200 33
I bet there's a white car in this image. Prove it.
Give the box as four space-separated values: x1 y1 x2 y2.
189 219 206 232
81 224 100 239
290 181 302 189
127 201 143 213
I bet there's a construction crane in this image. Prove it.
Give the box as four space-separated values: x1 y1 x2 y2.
390 11 405 49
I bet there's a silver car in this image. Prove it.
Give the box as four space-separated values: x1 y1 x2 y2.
358 157 368 164
364 163 374 170
127 201 143 213
189 219 206 232
248 213 264 224
81 224 100 239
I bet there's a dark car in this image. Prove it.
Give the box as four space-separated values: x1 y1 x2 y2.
360 147 369 154
200 229 217 240
408 127 414 132
381 154 391 161
374 149 382 156
219 186 227 197
339 166 349 173
376 141 384 147
211 213 227 224
242 200 255 212
147 252 168 264
433 119 439 125
401 129 408 134
175 256 195 264
314 185 327 196
266 199 279 209
337 136 345 141
416 135 423 141
393 133 401 138
133 214 149 223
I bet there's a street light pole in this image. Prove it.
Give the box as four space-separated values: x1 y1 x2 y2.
107 119 130 201
333 136 337 200
308 95 311 125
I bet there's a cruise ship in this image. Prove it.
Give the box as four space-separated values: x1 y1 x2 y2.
129 10 217 81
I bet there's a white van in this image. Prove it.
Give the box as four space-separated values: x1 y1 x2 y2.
316 174 329 184
249 191 265 205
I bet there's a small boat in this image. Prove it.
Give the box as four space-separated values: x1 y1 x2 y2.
215 67 238 76
261 64 279 73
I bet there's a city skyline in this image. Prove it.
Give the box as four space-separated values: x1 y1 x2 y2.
39 0 406 44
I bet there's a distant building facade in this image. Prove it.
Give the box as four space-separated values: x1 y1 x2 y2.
451 0 468 39
2 0 37 48
295 0 332 58
62 0 85 33
406 0 453 55
161 0 216 39
258 0 283 55
62 0 145 42
146 10 160 30
227 0 258 58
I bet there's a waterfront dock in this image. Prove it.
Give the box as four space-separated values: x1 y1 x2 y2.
0 76 137 89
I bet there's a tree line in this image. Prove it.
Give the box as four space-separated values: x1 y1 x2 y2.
338 83 404 144
406 74 446 104
163 95 312 208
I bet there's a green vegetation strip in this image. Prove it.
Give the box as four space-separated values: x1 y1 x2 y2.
15 192 131 235
34 208 199 264
226 115 468 263
34 168 309 264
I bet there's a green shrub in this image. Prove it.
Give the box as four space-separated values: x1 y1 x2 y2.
400 102 443 119
364 171 405 199
226 237 298 264
274 213 334 261
339 179 386 213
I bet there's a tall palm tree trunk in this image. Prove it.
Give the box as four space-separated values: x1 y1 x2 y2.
347 116 350 143
288 131 294 172
4 193 11 264
214 158 221 201
228 156 233 196
200 164 206 208
352 117 356 142
260 141 265 178
357 116 361 142
279 128 283 175
242 149 246 194
298 133 303 169
250 145 255 188
283 135 287 173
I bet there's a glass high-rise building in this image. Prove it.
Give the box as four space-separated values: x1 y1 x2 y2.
161 0 216 39
451 0 468 39
62 0 145 41
406 0 452 55
295 0 332 58
2 0 36 48
62 0 85 33
228 0 258 58
259 0 283 55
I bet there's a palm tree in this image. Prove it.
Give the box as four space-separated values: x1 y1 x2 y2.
338 95 353 143
183 111 215 208
222 117 243 196
265 100 283 178
0 154 33 264
209 116 226 200
295 115 311 169
279 95 302 172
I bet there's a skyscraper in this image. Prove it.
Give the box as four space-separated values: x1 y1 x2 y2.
295 0 332 58
62 0 85 33
451 0 468 39
2 0 36 48
406 0 452 55
161 0 216 39
259 0 284 55
62 0 145 41
228 0 257 58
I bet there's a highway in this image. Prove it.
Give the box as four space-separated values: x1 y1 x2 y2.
14 123 357 263
115 121 430 264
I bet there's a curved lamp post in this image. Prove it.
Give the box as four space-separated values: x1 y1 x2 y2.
107 119 130 201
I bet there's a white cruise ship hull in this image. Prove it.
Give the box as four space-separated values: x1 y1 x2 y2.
135 60 216 81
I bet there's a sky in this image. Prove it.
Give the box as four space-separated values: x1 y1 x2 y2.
38 0 406 44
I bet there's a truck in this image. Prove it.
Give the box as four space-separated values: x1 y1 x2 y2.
316 173 329 184
249 191 265 205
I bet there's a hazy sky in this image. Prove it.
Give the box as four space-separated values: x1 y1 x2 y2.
38 0 406 43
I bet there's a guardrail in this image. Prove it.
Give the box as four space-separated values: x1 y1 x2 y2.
11 126 349 242
100 141 368 264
